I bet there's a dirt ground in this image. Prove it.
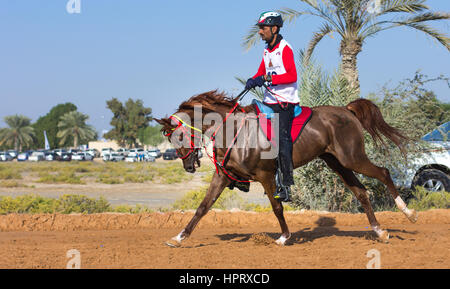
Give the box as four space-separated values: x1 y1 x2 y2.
0 209 448 269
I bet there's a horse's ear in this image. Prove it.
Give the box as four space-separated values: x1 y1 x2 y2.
154 118 164 125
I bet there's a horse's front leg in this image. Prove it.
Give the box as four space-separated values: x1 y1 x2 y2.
165 171 231 247
262 178 291 246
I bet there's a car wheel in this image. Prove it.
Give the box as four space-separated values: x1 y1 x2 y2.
412 169 450 192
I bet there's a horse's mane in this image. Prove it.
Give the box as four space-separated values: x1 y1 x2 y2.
177 90 239 113
158 90 253 135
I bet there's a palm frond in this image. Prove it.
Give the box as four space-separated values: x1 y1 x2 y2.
278 7 306 24
380 0 429 14
305 23 335 63
242 25 260 52
235 77 265 100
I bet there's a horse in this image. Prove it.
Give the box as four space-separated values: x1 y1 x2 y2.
155 90 418 247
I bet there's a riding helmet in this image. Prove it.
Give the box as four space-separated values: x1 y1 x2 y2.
256 11 283 27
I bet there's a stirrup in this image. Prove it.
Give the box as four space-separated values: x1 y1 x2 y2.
274 186 292 202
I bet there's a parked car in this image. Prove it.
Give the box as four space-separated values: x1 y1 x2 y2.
72 152 93 161
103 153 124 162
117 148 129 156
101 148 114 158
17 152 30 162
128 148 144 157
29 151 45 162
59 152 72 162
147 149 162 158
45 152 61 161
86 148 100 158
392 122 450 192
144 153 156 162
6 150 18 159
163 149 178 160
125 155 138 162
0 152 14 162
53 149 68 157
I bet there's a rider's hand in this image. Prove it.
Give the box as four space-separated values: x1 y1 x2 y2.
245 78 256 90
254 75 266 87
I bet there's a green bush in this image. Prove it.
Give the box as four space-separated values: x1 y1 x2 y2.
0 194 60 214
408 187 450 211
0 194 112 214
37 172 85 184
172 186 246 210
57 194 111 214
290 57 449 212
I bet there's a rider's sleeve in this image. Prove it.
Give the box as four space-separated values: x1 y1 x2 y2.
271 45 297 85
252 58 266 79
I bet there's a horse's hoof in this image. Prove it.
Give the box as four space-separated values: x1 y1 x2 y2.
378 230 390 243
165 239 181 248
407 209 418 223
275 234 290 246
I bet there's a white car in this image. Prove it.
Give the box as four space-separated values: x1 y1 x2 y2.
29 152 45 162
72 152 93 161
117 148 129 156
125 155 138 162
392 122 450 192
86 149 100 158
0 152 14 161
103 153 124 162
128 148 144 158
101 148 115 157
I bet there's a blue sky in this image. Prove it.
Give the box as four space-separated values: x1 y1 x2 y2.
0 0 449 136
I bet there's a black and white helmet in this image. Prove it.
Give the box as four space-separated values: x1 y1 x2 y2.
256 11 283 27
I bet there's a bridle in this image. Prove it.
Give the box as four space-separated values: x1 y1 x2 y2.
164 114 202 160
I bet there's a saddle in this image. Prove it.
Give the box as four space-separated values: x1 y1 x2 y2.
252 99 312 144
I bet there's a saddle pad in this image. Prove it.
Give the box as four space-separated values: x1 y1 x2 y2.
253 102 312 144
252 99 302 119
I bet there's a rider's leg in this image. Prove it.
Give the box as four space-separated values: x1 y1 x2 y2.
268 103 295 201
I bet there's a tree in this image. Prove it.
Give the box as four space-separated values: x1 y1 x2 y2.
0 115 35 152
57 111 97 148
138 124 164 147
104 98 152 148
243 0 450 93
32 103 77 149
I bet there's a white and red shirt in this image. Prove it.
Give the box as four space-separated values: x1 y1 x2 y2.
253 39 299 104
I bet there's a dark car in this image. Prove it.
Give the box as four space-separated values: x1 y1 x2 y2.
59 152 72 161
163 149 178 160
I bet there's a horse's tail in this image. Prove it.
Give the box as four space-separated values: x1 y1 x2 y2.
346 98 409 156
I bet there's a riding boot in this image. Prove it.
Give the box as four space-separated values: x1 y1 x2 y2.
273 160 292 202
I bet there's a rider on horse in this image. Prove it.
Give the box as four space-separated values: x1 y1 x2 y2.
245 11 299 202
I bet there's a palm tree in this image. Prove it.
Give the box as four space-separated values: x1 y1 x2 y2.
243 0 450 93
57 111 97 148
0 115 35 152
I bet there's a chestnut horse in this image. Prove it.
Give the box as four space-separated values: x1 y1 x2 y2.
155 90 418 247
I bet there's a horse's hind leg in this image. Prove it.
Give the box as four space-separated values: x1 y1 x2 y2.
261 177 291 245
320 154 390 242
165 172 231 247
338 153 418 224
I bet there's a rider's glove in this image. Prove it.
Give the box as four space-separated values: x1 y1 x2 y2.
254 75 266 87
245 78 256 90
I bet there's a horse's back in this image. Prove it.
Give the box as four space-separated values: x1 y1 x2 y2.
292 105 364 167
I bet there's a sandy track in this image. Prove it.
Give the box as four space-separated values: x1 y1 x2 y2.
0 209 448 268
